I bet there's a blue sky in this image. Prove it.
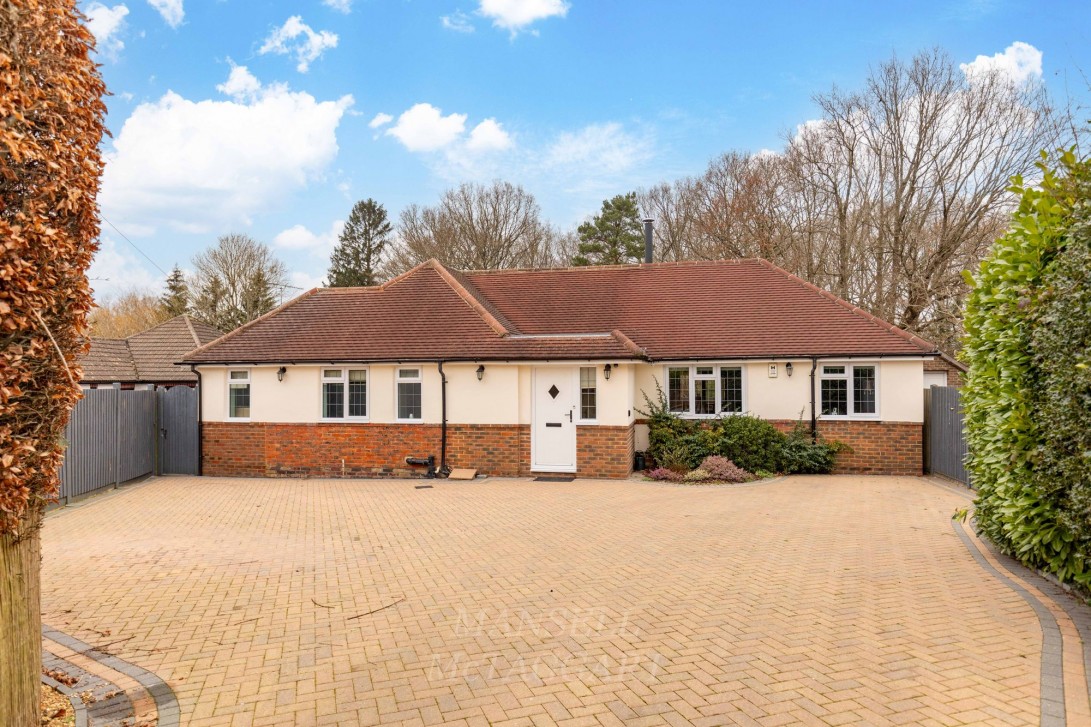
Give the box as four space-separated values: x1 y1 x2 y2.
84 0 1091 300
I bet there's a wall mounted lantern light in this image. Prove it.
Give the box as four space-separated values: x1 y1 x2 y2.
277 366 287 382
785 362 794 377
476 364 485 381
603 364 612 380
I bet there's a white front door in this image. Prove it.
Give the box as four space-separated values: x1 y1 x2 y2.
532 367 577 472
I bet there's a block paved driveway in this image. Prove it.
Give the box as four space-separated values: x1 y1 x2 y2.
40 475 1091 726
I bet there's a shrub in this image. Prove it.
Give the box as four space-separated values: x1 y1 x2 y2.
963 150 1091 587
683 468 711 483
779 419 841 474
711 415 783 473
699 456 753 483
645 467 683 482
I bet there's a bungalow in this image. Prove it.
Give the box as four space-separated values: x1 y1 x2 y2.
82 314 223 389
182 258 961 479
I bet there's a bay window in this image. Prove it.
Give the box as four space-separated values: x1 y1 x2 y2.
665 365 744 416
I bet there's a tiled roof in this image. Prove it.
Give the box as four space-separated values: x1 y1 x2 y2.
183 259 938 365
81 315 224 383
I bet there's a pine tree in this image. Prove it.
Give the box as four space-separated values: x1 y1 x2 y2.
327 199 393 286
161 265 189 317
572 192 645 266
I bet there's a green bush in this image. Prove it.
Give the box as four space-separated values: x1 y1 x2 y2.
963 149 1091 587
711 415 783 473
639 383 841 476
780 420 842 474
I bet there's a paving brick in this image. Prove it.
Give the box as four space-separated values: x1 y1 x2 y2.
39 475 1074 725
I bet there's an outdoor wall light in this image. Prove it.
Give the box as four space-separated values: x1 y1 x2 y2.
277 366 287 382
604 364 612 380
785 362 794 377
476 364 485 381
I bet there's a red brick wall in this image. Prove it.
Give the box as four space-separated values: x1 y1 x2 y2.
924 357 964 387
202 422 636 479
577 425 634 478
771 419 923 476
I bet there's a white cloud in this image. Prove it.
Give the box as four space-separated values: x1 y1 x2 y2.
100 70 353 236
216 63 262 102
368 112 394 128
273 219 345 252
441 12 475 33
146 0 183 28
88 237 164 300
960 41 1042 85
386 103 467 151
85 3 129 59
466 118 512 152
322 0 352 13
260 16 339 73
544 122 652 177
288 270 327 292
478 0 568 35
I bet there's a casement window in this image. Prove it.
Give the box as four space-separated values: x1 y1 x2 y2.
579 366 597 421
396 367 423 421
819 364 878 418
666 365 745 417
227 369 251 419
321 368 368 420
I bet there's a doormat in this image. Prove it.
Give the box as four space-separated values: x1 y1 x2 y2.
532 476 574 482
414 484 434 489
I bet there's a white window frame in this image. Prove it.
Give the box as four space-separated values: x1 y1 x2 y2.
663 364 747 419
226 368 251 421
320 367 370 422
818 362 880 420
395 367 423 423
578 366 598 423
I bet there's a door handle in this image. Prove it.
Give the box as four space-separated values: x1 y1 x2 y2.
567 410 573 422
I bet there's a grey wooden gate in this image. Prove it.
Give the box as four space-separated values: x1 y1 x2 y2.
158 386 199 475
58 387 156 502
925 386 970 485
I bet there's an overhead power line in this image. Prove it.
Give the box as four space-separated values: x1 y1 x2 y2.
100 215 170 277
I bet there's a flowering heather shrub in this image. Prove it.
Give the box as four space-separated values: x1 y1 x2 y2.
699 456 754 483
645 467 684 482
683 468 711 482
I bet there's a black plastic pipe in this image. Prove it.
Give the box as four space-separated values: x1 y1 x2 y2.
437 361 449 476
809 357 818 442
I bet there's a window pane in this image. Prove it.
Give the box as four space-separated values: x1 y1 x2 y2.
853 366 876 414
398 368 420 379
229 370 248 380
348 370 367 417
667 368 689 413
398 381 422 419
823 365 845 376
323 382 344 418
720 367 742 413
229 384 250 418
579 366 596 420
695 366 714 377
694 378 716 415
821 379 848 416
323 369 342 379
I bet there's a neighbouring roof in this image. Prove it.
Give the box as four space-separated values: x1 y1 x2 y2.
183 259 939 365
82 315 223 383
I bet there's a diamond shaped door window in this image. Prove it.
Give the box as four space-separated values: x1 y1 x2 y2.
548 384 560 399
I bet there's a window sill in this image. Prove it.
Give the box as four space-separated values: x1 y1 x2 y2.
395 418 424 424
226 417 251 423
818 414 881 421
320 418 371 423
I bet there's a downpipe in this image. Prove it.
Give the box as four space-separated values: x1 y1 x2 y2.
809 357 818 443
406 361 450 478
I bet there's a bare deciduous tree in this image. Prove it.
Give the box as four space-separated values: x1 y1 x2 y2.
89 290 171 338
387 181 559 274
190 234 289 332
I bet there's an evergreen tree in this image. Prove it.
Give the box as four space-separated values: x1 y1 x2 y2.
161 265 190 317
327 198 393 286
572 192 645 266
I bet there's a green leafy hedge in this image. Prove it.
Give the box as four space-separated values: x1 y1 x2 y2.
963 150 1091 586
639 384 841 475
